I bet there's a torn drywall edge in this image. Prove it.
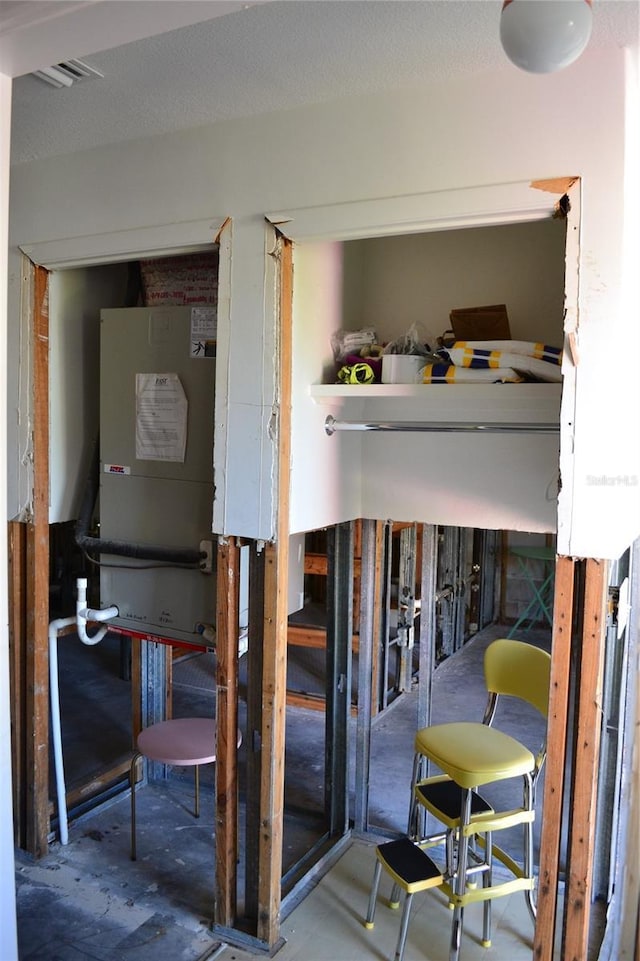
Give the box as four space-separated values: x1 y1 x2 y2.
531 177 580 195
215 216 232 245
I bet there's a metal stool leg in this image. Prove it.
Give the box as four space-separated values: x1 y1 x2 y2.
482 829 493 947
407 751 425 838
523 773 536 923
395 893 415 961
450 788 472 961
130 751 141 861
194 763 200 818
365 860 383 929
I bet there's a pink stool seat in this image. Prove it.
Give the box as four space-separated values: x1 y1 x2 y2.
130 717 242 860
137 717 219 766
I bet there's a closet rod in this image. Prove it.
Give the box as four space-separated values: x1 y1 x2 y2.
324 415 559 436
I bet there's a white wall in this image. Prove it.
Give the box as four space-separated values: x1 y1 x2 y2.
8 46 640 557
290 242 362 535
0 68 19 961
290 233 562 536
49 265 130 522
348 220 566 349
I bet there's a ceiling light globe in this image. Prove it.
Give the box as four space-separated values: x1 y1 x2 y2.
500 0 593 74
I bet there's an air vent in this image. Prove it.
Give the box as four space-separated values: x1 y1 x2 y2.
31 58 104 89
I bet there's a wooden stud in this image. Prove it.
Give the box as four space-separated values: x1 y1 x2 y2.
256 234 293 946
215 536 240 927
562 557 608 961
287 625 359 652
244 542 266 923
533 554 576 961
257 539 288 945
8 520 27 845
63 760 133 810
25 264 50 857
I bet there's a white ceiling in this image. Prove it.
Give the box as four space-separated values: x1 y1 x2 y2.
6 0 640 165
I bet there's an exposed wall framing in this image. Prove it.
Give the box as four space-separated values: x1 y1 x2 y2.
254 235 292 946
214 536 241 926
8 520 27 845
24 264 50 857
533 555 610 960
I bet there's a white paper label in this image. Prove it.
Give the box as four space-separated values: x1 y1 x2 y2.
190 307 216 358
135 372 188 462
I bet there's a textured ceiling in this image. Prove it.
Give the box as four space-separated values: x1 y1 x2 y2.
8 0 640 165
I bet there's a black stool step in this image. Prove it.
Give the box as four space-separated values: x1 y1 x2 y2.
416 779 493 821
377 838 443 893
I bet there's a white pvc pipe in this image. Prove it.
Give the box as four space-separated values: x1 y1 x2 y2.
76 577 118 646
48 615 77 846
49 578 119 844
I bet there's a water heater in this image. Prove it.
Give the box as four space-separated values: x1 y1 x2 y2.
99 305 216 645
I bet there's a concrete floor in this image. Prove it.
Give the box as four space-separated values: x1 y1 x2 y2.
15 833 545 961
16 624 577 961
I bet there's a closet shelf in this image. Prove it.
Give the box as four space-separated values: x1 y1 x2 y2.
308 382 562 425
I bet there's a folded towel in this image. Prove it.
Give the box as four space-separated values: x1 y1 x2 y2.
446 346 562 383
452 340 561 365
421 364 523 384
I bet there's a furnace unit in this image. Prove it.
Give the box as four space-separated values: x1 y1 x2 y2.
99 305 217 645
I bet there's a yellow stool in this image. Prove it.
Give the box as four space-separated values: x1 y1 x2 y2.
408 637 550 928
416 721 536 960
364 837 443 961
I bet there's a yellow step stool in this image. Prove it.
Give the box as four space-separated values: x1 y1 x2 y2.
364 837 443 961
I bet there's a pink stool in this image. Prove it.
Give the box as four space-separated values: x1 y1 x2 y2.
130 717 238 860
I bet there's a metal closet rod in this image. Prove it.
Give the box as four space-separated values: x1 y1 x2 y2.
324 415 559 436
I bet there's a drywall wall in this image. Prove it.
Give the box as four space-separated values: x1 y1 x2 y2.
346 220 566 349
290 242 362 535
8 46 640 557
0 68 19 961
49 265 130 523
290 232 562 536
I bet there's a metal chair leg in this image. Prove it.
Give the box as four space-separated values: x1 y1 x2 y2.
450 788 472 961
523 772 537 923
395 893 414 961
482 829 493 947
130 751 142 861
389 882 401 909
407 751 424 838
365 860 383 929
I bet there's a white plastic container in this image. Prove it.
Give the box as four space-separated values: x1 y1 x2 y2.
381 354 424 384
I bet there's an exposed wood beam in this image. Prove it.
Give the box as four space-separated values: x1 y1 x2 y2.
215 536 240 926
562 557 608 959
256 234 292 946
304 552 362 577
287 624 359 652
25 264 50 857
533 554 576 961
8 520 27 845
244 542 265 923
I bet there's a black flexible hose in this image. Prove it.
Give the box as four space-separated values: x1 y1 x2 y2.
75 437 207 567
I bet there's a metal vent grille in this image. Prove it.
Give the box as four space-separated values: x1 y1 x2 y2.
32 58 104 89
